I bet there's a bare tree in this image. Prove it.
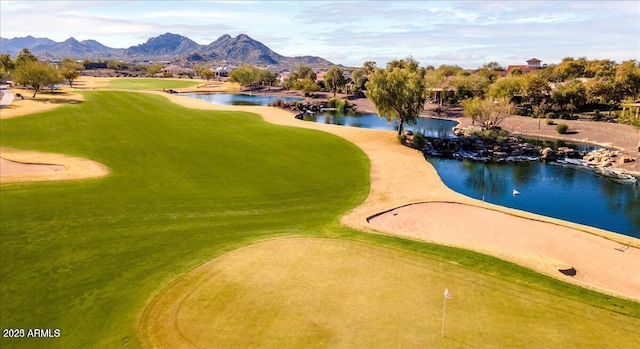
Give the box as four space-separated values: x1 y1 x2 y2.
463 97 514 129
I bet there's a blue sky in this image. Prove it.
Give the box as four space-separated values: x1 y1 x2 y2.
1 0 638 68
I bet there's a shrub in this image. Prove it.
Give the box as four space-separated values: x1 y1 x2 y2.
546 119 555 125
555 124 569 134
326 98 349 112
467 128 510 142
397 134 407 144
412 132 425 150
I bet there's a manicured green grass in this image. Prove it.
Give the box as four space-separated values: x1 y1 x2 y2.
1 91 638 348
142 238 640 348
106 78 202 90
0 91 369 348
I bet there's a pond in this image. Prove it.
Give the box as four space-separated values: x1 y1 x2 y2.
180 92 303 106
297 110 456 137
181 92 639 238
427 157 639 238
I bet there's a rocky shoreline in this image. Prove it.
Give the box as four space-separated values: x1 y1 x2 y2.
408 126 638 185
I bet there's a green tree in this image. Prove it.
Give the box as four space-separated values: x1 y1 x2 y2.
586 78 621 116
201 69 215 81
294 78 320 96
259 69 276 91
350 68 368 92
365 57 428 135
487 76 523 99
451 73 492 99
362 61 377 74
585 59 616 78
324 66 345 97
146 63 163 75
14 48 38 66
521 73 551 109
229 65 274 91
614 60 640 101
482 61 505 71
553 57 587 81
462 97 514 129
229 65 260 90
12 60 63 97
60 68 79 87
106 60 125 70
290 64 316 81
59 58 82 87
0 53 15 78
193 64 215 81
551 79 586 118
285 64 318 95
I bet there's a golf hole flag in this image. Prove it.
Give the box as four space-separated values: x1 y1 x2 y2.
441 288 451 337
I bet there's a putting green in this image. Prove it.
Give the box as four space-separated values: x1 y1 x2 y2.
140 238 640 348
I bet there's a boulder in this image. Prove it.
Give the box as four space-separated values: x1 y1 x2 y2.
620 155 635 164
540 147 556 160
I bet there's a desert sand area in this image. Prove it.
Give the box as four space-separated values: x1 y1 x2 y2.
1 76 639 301
0 148 111 184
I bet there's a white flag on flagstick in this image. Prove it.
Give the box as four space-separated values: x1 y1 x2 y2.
444 288 451 299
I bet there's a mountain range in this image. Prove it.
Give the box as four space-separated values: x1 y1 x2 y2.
0 33 334 69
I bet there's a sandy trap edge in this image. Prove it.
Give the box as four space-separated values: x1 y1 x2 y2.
0 148 111 184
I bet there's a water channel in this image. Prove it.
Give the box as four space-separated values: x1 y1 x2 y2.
182 93 639 238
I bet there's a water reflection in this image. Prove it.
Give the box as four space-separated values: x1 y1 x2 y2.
428 157 639 237
300 110 457 137
180 93 303 106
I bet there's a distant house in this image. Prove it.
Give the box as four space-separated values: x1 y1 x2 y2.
278 71 291 84
213 66 236 78
526 58 542 69
504 58 545 76
160 65 193 76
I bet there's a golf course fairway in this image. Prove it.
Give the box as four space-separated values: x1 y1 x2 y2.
1 88 639 348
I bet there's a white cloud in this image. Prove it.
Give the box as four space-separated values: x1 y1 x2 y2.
1 0 637 67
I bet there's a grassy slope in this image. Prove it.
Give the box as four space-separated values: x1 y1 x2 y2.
0 91 369 348
1 90 638 348
105 78 202 90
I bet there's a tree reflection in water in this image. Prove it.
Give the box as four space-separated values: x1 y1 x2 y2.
599 178 640 233
461 160 508 198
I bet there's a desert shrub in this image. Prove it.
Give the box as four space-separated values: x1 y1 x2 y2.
397 134 407 144
326 98 349 112
412 132 425 150
546 119 555 125
467 127 510 142
555 124 569 134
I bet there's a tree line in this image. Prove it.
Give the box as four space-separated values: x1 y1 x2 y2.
1 49 82 97
341 57 640 133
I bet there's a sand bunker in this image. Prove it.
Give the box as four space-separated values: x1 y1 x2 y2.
368 202 640 300
0 148 110 183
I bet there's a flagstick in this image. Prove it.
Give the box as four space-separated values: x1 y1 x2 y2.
441 295 447 337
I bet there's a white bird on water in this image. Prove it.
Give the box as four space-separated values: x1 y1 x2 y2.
513 189 521 196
